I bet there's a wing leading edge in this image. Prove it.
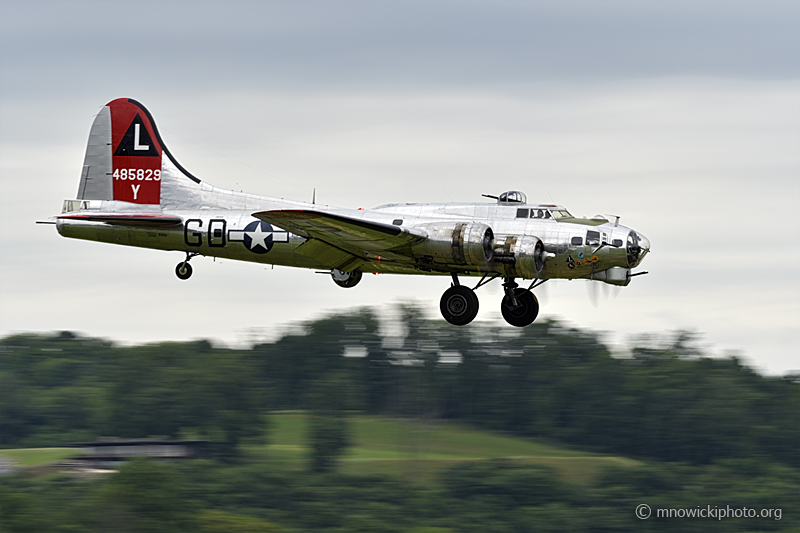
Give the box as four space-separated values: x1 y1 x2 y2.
252 209 427 268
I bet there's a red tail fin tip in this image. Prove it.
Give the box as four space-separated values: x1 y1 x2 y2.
108 98 163 204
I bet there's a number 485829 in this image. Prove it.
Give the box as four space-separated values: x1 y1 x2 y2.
113 168 161 181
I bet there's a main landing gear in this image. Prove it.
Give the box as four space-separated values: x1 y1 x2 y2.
175 252 200 280
500 279 539 327
439 274 540 327
440 282 480 326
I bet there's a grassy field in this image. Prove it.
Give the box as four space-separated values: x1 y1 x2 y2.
0 447 77 467
244 412 639 484
1 414 638 484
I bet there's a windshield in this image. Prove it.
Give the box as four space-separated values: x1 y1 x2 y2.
550 209 572 219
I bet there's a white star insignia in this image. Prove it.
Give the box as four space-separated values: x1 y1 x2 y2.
246 225 270 250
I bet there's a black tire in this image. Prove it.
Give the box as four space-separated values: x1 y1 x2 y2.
332 269 362 288
440 285 479 326
501 288 539 327
175 262 193 280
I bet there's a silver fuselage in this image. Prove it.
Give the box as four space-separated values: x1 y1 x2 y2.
57 183 648 283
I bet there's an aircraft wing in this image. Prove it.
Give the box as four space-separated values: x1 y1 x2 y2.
253 209 427 265
57 213 183 227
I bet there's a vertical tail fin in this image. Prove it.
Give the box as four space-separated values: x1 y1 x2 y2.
77 98 200 205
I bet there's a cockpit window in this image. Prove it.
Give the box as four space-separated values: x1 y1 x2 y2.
530 209 551 219
551 210 572 219
498 191 527 204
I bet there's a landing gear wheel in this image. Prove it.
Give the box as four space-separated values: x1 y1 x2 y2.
331 269 362 288
501 288 539 327
440 285 479 326
175 262 193 280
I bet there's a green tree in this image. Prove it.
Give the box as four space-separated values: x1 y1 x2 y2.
306 371 352 473
91 457 192 533
197 509 291 533
307 412 350 473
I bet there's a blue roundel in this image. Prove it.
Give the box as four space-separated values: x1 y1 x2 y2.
242 220 276 254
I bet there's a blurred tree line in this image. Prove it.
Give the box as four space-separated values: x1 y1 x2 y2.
1 332 264 457
1 456 796 532
1 307 797 468
1 307 798 532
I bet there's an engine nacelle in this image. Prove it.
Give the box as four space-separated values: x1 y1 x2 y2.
493 235 546 278
511 235 546 279
413 222 494 266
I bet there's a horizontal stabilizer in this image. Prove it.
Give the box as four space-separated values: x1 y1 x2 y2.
57 213 183 227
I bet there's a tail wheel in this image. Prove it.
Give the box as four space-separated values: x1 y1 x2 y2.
501 288 538 327
440 285 479 326
175 262 193 280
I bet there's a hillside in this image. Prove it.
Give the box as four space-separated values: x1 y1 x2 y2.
244 412 639 484
1 312 797 531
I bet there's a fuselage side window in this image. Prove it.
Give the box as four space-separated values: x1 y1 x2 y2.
516 208 529 218
571 236 583 246
586 230 600 246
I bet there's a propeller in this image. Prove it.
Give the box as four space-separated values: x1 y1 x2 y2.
586 279 621 309
483 277 548 305
484 277 500 295
535 280 550 307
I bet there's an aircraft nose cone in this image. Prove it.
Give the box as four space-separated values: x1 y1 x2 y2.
626 230 650 268
638 233 651 255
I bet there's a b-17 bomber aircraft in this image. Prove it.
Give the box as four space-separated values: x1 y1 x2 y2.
46 98 650 327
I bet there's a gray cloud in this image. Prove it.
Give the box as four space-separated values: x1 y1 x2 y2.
1 0 798 103
1 0 798 374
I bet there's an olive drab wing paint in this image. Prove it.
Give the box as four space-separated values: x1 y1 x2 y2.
45 98 651 327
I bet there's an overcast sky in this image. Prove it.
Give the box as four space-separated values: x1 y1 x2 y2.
1 0 798 374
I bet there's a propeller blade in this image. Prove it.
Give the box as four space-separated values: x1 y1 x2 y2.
484 277 500 295
601 282 611 302
586 280 600 308
536 281 550 307
610 284 622 300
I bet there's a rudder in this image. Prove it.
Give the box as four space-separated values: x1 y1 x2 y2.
77 98 200 205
